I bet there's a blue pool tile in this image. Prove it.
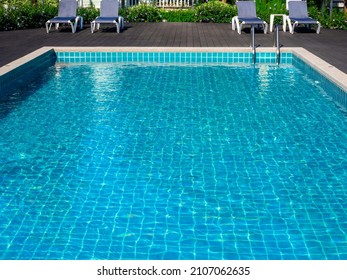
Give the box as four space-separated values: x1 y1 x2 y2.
1 50 346 261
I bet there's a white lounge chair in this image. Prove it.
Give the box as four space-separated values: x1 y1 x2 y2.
46 0 83 34
286 1 321 34
91 0 124 34
232 1 268 34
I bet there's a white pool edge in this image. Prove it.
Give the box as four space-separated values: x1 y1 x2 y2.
0 47 53 76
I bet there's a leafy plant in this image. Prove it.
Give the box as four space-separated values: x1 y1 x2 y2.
256 0 286 24
308 5 347 30
161 8 195 22
0 1 58 30
316 9 347 29
0 0 346 31
125 4 163 22
78 7 99 23
194 0 236 23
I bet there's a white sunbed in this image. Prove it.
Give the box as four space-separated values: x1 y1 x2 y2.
232 1 268 34
91 0 124 34
287 1 321 34
46 0 83 34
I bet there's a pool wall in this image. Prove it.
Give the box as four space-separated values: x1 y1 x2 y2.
0 47 346 110
292 48 347 110
54 49 293 64
0 47 56 98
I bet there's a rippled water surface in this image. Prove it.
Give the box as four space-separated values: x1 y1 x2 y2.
0 63 346 259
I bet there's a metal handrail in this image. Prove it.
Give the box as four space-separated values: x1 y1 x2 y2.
251 25 256 64
273 24 281 65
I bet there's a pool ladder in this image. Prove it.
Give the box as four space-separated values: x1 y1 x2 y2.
250 25 256 64
251 24 281 64
273 24 281 65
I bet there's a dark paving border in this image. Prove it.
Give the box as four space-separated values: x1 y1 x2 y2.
1 23 347 73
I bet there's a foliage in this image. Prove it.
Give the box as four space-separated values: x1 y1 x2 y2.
255 0 347 29
312 7 347 29
193 0 236 23
0 0 58 4
122 1 236 23
0 0 346 31
0 2 57 30
195 0 235 5
124 4 163 22
256 0 286 23
161 8 195 22
79 7 99 23
308 4 347 30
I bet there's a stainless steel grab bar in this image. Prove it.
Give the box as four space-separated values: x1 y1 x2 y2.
273 24 281 64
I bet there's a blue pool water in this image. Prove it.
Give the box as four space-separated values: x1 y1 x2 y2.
0 61 347 260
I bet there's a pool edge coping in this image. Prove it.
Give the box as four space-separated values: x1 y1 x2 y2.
0 47 54 76
289 47 347 93
1 46 347 93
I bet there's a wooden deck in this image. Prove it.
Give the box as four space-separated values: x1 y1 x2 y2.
1 22 347 73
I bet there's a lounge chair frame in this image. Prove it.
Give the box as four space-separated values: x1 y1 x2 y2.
232 1 268 34
286 1 321 34
91 0 124 33
46 0 83 34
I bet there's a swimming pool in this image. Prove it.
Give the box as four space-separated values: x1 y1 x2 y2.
0 49 346 260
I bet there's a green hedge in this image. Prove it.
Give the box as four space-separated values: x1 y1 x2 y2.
123 2 237 23
0 0 346 31
161 9 196 22
193 1 236 23
0 3 57 30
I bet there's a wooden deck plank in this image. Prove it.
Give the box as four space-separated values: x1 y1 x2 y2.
0 23 346 73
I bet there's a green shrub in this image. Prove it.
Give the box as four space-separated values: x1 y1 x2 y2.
256 0 286 24
0 6 5 29
0 0 346 31
161 9 195 22
194 1 236 23
0 2 58 31
317 10 347 29
125 4 163 22
308 5 347 30
78 7 99 23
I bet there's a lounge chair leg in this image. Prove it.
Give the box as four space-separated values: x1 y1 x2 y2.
69 20 76 33
91 21 95 33
74 17 78 32
263 23 268 34
238 22 242 34
231 16 237 30
120 17 124 31
73 16 83 33
317 22 321 34
79 16 83 30
46 22 51 33
286 17 293 34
